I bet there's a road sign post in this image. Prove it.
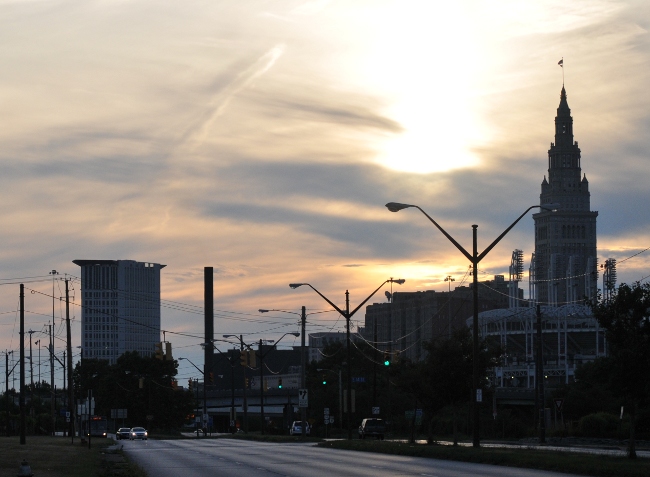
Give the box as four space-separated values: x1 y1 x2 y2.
299 389 308 408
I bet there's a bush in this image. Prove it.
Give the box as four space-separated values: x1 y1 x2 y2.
578 412 621 438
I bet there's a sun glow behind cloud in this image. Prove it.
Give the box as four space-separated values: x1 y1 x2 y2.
348 3 487 174
1 0 649 382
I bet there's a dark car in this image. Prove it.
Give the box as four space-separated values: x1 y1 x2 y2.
115 428 131 440
358 418 385 440
129 427 148 440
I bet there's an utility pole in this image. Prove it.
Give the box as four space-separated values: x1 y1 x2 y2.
49 323 55 436
537 304 546 443
300 306 307 437
240 335 248 433
20 284 26 445
66 279 74 442
62 351 66 436
49 269 58 437
4 350 14 436
230 350 235 432
35 340 40 390
372 305 377 413
259 339 265 434
28 329 35 435
28 331 34 391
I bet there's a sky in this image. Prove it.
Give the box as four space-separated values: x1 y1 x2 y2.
1 0 649 388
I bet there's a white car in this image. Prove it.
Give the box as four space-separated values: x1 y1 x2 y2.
289 421 310 436
129 427 148 440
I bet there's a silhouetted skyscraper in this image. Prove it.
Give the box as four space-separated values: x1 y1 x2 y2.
73 259 164 364
532 86 598 306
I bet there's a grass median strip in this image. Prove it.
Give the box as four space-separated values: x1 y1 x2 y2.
0 436 145 477
318 440 650 477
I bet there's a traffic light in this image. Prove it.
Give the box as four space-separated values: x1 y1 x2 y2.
208 372 214 384
240 350 248 367
171 379 178 390
322 375 327 385
245 378 249 388
278 378 283 389
139 377 144 388
155 342 164 360
383 352 390 366
188 379 193 391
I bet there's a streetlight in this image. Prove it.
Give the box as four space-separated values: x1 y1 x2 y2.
289 278 406 440
444 276 456 339
178 357 206 436
385 201 557 447
258 307 334 438
253 332 299 434
222 334 257 433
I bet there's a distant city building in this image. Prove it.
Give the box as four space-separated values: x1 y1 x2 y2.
363 276 523 362
73 259 165 364
482 85 604 399
308 332 347 362
532 85 598 306
473 304 605 390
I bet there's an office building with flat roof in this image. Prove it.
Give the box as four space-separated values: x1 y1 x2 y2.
73 259 165 364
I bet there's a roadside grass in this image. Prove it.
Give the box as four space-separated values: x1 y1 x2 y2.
0 436 145 477
319 440 650 477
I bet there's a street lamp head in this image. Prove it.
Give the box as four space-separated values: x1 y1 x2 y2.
290 332 300 337
541 203 560 212
385 202 413 213
389 278 406 285
289 283 305 289
258 309 269 313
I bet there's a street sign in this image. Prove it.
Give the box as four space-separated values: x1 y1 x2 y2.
476 389 483 402
329 418 334 424
298 388 308 408
324 407 330 418
554 399 564 412
372 406 380 415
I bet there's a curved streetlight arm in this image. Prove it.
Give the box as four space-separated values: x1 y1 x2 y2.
290 280 404 319
178 357 203 375
386 203 472 262
477 204 556 262
348 279 404 318
291 284 346 317
259 332 299 359
222 335 257 353
387 202 558 264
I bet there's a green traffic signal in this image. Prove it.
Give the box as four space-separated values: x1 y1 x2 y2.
384 359 390 366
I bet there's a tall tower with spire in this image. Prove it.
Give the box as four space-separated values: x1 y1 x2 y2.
532 86 598 306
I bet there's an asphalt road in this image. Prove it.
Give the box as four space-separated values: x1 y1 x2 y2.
121 438 583 477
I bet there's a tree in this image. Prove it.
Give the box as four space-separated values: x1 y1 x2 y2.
419 327 501 444
73 352 194 431
591 282 650 458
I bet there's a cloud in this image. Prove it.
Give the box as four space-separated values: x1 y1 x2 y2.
1 0 649 378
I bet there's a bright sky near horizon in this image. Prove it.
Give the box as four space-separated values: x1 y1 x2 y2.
1 0 649 385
